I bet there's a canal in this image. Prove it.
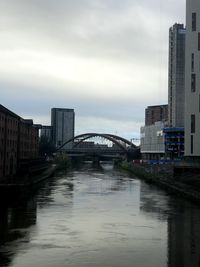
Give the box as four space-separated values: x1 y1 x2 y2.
0 163 200 267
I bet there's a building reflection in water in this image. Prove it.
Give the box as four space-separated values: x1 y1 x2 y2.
0 172 74 267
140 183 200 267
168 199 200 267
0 198 37 267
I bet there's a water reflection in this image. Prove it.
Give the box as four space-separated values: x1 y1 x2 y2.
36 171 74 209
0 199 37 266
140 182 170 221
0 165 200 267
140 182 200 267
167 199 200 267
0 172 74 267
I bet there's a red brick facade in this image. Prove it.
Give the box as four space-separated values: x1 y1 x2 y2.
0 105 40 180
145 105 168 126
19 119 39 160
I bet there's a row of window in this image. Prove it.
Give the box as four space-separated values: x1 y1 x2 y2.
190 13 199 153
191 12 200 94
0 115 18 126
191 113 195 155
0 114 5 122
192 13 196 31
0 151 17 160
6 139 18 148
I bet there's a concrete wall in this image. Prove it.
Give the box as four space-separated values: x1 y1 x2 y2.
140 122 165 159
185 0 200 156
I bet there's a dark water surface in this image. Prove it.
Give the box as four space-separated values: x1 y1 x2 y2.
0 163 200 267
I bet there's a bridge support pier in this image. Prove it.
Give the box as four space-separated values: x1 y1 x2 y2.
92 155 101 167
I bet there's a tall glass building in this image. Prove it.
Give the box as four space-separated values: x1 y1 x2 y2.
168 23 186 128
51 108 75 149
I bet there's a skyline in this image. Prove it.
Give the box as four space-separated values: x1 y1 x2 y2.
0 0 185 140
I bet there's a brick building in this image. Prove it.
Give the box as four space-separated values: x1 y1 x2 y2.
19 119 40 160
145 105 168 126
0 105 40 180
141 104 168 161
40 125 53 142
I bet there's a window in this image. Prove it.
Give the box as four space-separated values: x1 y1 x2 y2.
191 135 194 154
199 94 200 112
198 33 200 51
191 73 196 92
191 53 194 72
191 114 195 133
192 13 196 31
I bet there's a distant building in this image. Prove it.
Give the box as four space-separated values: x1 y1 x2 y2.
74 141 95 149
145 105 168 126
163 127 184 159
140 123 184 161
19 119 40 160
185 0 200 157
168 23 186 127
0 104 40 180
140 122 165 160
51 108 75 149
40 126 53 142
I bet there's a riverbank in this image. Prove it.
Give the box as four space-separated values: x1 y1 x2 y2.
0 164 56 203
120 161 200 204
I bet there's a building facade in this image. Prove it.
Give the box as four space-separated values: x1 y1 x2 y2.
164 127 184 160
168 23 186 128
40 126 53 142
0 105 40 180
145 105 168 126
51 108 75 149
140 122 165 160
0 106 19 179
19 119 40 160
185 0 200 157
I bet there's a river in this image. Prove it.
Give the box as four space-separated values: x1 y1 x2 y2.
0 163 200 267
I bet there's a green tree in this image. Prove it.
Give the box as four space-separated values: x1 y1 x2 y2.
54 153 71 170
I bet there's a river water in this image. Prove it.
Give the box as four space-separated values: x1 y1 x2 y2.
0 163 200 267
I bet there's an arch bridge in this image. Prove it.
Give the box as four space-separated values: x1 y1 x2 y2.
57 133 139 161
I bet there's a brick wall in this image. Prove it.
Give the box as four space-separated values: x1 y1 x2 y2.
0 105 40 180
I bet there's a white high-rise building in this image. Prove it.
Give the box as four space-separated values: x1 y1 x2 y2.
185 0 200 156
51 108 75 149
168 23 186 127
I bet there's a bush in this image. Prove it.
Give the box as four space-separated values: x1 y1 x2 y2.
54 153 71 170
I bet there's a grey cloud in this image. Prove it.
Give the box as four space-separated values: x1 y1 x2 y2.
0 78 146 123
0 0 184 64
0 0 185 136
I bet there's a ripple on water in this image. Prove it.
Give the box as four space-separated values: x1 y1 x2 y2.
1 167 200 267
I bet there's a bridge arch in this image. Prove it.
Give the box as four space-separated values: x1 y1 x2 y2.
57 133 136 152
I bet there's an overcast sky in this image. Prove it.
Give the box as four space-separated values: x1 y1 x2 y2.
0 0 185 140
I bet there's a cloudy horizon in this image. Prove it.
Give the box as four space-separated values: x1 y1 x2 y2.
0 0 185 140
